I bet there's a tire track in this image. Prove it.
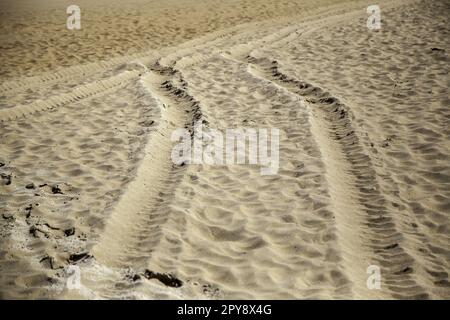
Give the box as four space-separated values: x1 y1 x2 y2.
60 64 202 299
0 16 268 97
225 0 419 64
0 70 140 122
243 56 430 299
90 63 201 275
0 52 149 96
162 0 384 70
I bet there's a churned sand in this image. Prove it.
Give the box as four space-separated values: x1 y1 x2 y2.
0 0 449 299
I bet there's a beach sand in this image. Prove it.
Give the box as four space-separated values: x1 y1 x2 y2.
0 0 449 299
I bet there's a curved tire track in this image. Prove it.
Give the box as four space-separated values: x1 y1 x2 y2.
0 53 150 96
91 64 201 273
0 70 140 122
243 56 430 299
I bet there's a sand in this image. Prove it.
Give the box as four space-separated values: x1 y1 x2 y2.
0 0 449 299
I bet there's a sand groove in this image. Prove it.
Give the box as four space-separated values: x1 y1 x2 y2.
243 56 431 299
0 70 140 122
0 53 149 96
79 64 203 298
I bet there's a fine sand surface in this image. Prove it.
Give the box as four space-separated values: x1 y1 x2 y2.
0 0 449 299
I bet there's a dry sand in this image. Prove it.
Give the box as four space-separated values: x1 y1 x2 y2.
0 0 449 299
